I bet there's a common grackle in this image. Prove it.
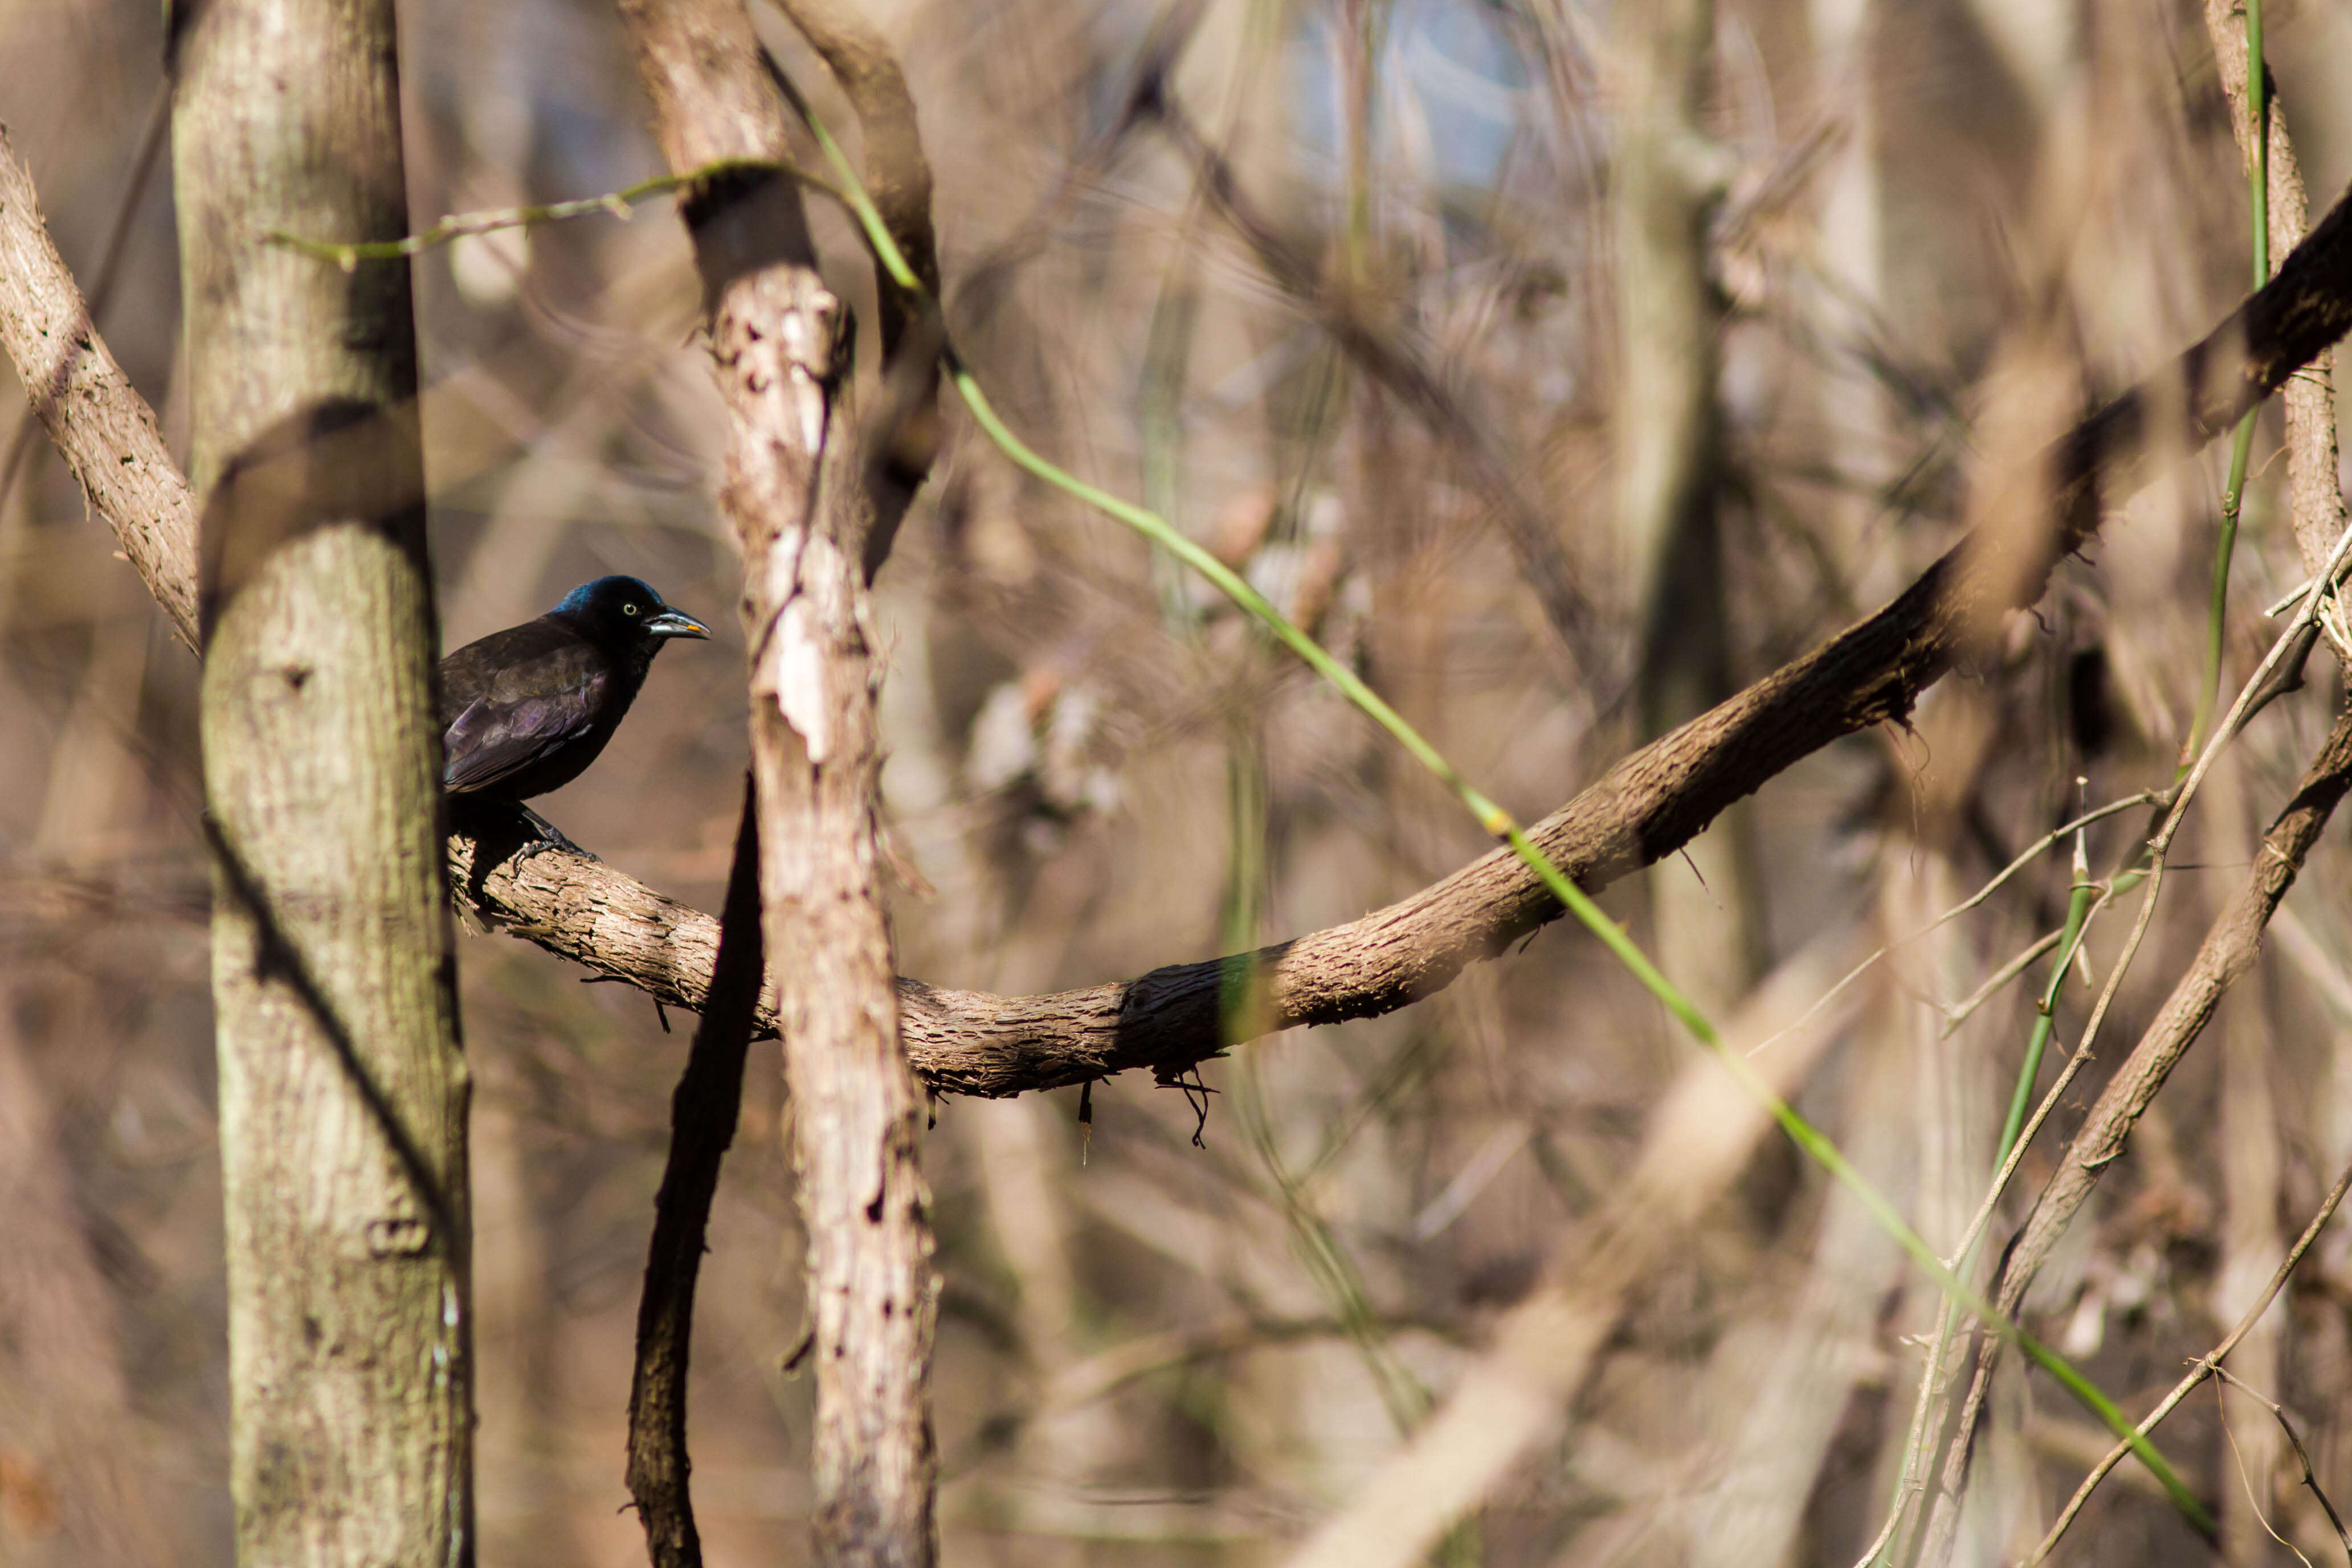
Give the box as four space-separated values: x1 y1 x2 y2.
440 575 711 855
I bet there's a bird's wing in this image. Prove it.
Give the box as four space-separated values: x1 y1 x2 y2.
439 621 614 795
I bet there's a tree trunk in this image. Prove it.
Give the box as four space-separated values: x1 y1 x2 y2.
173 3 471 1563
614 3 938 1562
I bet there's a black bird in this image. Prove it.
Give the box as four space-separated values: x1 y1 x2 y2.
440 575 711 854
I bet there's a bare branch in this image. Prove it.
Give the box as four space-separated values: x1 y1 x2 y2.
0 124 197 647
761 0 938 311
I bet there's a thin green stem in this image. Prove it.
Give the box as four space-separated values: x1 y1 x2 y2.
1994 831 2097 1168
2248 0 2271 287
2190 0 2271 758
1876 824 2108 1567
784 81 2215 1538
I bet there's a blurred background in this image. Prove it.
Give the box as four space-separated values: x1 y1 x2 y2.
7 0 2352 1562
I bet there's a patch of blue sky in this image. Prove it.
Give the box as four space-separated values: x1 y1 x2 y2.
1288 0 1536 194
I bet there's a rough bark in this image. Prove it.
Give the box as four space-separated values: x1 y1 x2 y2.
612 3 936 1563
173 3 470 1564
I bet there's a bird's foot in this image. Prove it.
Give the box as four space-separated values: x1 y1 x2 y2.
513 806 601 864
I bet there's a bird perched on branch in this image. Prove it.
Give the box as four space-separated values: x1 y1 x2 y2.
440 575 711 855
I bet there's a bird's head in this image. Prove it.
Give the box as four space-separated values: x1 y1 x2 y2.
549 575 712 653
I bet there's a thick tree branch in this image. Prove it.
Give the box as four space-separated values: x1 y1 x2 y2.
749 14 940 577
10 113 2352 1106
0 124 197 647
614 4 936 1564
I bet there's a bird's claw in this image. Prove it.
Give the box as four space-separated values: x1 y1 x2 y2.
514 806 601 864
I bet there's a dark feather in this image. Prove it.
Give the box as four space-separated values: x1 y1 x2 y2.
436 577 705 807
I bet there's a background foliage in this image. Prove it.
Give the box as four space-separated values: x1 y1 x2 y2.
6 0 2352 1562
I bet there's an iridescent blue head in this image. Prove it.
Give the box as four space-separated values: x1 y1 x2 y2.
548 575 712 653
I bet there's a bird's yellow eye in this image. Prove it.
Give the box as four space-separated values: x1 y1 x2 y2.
624 603 640 615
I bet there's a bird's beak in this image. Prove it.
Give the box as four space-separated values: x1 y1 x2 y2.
644 610 712 641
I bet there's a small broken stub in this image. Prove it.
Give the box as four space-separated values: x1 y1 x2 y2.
364 1214 432 1257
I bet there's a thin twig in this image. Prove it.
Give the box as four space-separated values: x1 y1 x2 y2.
2021 1153 2352 1565
2212 1367 2352 1566
1968 510 2352 1272
262 161 838 269
2214 1374 2317 1568
1750 790 2160 1059
1938 928 2063 1035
